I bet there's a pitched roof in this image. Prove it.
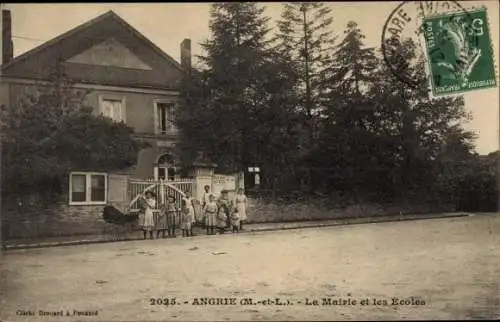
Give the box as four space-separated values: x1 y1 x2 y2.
1 10 185 89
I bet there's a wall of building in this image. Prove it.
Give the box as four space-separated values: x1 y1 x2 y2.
84 89 178 135
2 82 179 136
1 82 181 180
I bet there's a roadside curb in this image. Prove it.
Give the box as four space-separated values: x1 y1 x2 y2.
244 212 471 233
3 212 471 251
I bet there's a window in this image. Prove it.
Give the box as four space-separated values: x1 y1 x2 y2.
248 167 260 173
157 102 176 134
69 172 107 205
157 167 176 181
247 165 261 186
100 97 125 122
155 153 176 181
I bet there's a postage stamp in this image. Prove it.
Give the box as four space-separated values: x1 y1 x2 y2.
422 7 497 97
381 0 475 89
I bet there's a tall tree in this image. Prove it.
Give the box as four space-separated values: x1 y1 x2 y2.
315 21 380 195
369 38 475 198
178 3 272 174
275 2 336 118
326 21 378 96
274 2 337 187
245 50 305 191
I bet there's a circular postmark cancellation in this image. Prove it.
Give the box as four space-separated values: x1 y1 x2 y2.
381 1 496 96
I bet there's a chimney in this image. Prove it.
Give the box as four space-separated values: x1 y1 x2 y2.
180 38 191 75
2 10 13 65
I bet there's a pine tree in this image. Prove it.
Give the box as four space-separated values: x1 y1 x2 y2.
275 2 336 118
316 21 381 195
369 38 474 198
178 3 272 173
274 2 336 188
246 50 305 191
324 21 379 133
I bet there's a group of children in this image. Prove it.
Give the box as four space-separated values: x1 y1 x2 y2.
138 186 248 240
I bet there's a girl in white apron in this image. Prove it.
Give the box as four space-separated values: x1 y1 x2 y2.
139 191 156 239
235 188 248 230
181 192 196 237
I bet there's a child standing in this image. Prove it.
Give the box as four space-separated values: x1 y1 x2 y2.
217 190 233 230
204 194 218 235
139 191 156 239
199 185 211 228
155 203 168 239
231 208 240 233
235 188 248 231
165 195 178 238
180 202 191 237
216 198 228 235
181 192 196 237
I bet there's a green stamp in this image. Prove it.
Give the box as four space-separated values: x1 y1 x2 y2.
422 7 497 97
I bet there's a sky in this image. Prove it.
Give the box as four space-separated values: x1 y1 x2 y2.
2 2 499 155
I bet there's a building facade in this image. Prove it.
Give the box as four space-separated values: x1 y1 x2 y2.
0 10 190 188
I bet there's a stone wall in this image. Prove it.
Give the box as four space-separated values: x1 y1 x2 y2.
245 197 456 223
2 194 110 239
1 193 456 240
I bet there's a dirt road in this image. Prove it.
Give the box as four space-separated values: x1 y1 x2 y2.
1 214 499 321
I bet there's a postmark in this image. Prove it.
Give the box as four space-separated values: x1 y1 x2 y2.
422 7 497 96
381 1 491 93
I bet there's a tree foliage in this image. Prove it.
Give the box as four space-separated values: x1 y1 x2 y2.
178 3 273 173
274 2 336 165
177 3 485 207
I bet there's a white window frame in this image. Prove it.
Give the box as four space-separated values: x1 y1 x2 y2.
154 165 178 181
153 99 178 135
98 94 126 123
69 172 108 205
248 166 260 173
247 165 261 186
153 153 178 181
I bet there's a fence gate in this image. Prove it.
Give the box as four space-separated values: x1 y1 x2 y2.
128 179 195 212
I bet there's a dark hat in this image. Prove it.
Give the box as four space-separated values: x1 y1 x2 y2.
145 190 156 198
